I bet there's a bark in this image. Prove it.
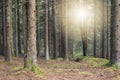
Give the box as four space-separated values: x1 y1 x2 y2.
15 0 19 57
23 0 28 68
45 0 49 60
6 0 13 62
111 0 120 68
64 0 68 60
25 0 37 69
2 0 7 59
53 0 57 59
61 0 68 60
80 0 87 56
93 0 97 57
17 0 21 54
106 0 110 59
101 0 105 58
36 0 40 57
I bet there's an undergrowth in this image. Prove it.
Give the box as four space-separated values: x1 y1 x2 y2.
74 54 116 69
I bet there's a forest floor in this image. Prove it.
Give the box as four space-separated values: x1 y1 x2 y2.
0 56 120 80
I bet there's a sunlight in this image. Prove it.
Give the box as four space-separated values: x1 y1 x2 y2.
68 6 88 24
74 8 87 21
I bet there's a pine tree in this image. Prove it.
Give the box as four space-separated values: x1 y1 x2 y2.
6 0 13 62
25 0 37 69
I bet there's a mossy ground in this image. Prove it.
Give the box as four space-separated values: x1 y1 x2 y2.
0 56 120 80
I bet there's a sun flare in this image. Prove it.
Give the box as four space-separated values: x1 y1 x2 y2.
74 8 87 21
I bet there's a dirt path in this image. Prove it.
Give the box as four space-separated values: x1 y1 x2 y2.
0 57 120 80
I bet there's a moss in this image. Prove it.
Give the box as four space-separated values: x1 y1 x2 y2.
55 69 63 73
74 54 85 62
56 58 64 61
31 65 45 77
74 56 111 68
79 71 93 75
25 59 31 70
25 59 45 77
83 57 109 68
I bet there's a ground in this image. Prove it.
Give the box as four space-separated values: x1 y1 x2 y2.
0 56 120 80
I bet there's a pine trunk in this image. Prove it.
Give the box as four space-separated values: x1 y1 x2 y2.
45 0 49 60
25 0 37 69
111 0 120 68
6 0 13 62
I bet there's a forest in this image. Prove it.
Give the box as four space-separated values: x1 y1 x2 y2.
0 0 120 80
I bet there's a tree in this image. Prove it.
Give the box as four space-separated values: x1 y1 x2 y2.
101 0 105 58
6 0 13 62
93 0 97 57
36 0 41 57
23 0 28 67
106 0 110 59
14 0 19 57
81 0 88 56
2 0 7 57
45 0 49 60
17 0 22 54
110 0 120 68
64 0 68 60
25 0 37 69
52 0 57 59
61 0 68 60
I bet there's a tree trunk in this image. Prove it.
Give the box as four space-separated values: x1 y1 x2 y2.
36 0 41 57
93 0 97 57
2 0 7 59
80 0 87 56
53 0 57 59
14 0 19 57
111 0 120 68
101 0 105 58
6 0 13 62
25 0 37 69
106 0 110 59
23 0 28 68
17 0 21 54
45 0 49 60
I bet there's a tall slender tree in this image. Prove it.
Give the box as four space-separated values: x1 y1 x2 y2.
80 0 87 56
101 0 105 58
45 0 49 60
2 0 7 57
6 0 13 62
17 0 22 54
64 0 68 60
106 0 110 59
23 0 28 67
110 0 120 68
93 0 97 57
52 0 57 59
25 0 37 69
14 0 19 57
36 0 41 57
